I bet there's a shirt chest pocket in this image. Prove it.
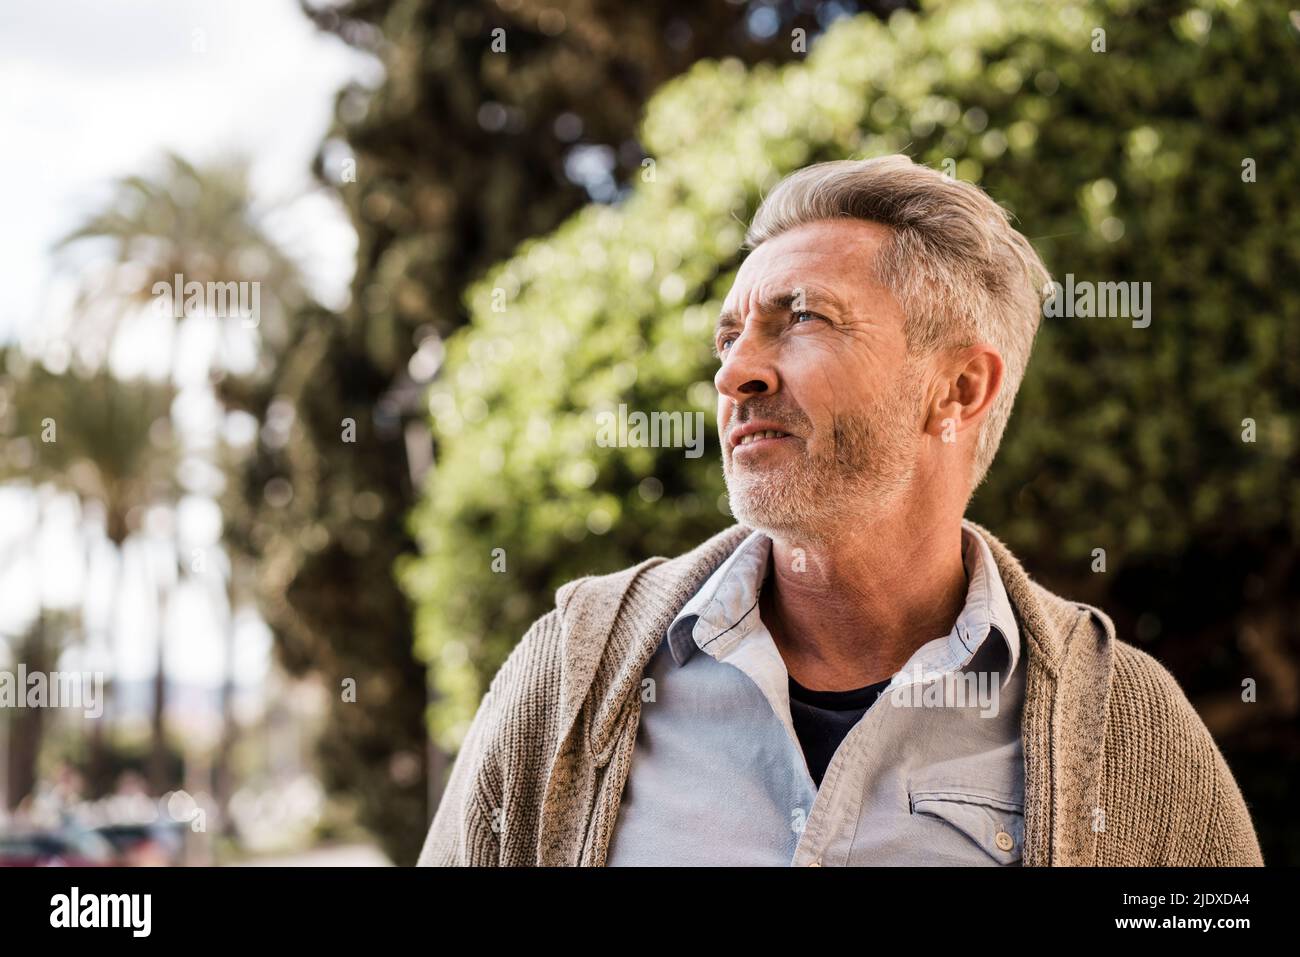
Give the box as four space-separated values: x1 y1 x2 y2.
908 785 1024 865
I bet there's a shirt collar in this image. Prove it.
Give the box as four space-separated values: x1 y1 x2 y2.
666 529 770 666
665 520 1020 685
941 519 1021 689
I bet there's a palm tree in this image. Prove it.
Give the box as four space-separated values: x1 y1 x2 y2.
50 151 309 808
0 354 176 795
53 152 306 364
1 610 80 812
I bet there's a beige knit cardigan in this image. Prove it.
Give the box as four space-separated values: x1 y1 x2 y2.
417 521 1264 867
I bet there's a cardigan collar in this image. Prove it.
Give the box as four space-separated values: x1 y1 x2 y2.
542 520 1115 866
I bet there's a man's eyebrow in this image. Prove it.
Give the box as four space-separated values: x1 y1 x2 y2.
714 289 845 333
714 312 743 336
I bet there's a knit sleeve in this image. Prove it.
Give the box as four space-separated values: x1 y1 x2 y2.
1198 742 1265 866
416 682 503 867
416 607 566 866
1102 642 1265 866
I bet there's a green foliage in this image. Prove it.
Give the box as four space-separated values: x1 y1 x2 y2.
402 0 1300 752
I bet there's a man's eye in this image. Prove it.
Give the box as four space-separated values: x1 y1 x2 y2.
718 335 737 351
792 310 822 325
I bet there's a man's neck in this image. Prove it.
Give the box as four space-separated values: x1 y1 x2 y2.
761 509 968 692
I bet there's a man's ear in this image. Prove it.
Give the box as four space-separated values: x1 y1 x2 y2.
923 345 1004 441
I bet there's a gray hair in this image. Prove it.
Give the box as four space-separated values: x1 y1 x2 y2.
744 155 1051 490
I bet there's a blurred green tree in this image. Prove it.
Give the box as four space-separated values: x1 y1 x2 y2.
403 0 1300 862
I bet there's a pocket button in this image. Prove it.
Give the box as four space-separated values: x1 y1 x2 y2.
909 789 1025 864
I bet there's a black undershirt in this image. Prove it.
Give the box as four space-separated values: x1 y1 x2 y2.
788 674 892 788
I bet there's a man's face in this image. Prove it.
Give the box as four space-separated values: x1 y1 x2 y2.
714 219 924 542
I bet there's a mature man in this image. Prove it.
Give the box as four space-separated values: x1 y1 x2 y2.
418 156 1263 867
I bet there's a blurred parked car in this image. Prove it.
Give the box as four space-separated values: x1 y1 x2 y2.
0 828 116 867
93 820 186 866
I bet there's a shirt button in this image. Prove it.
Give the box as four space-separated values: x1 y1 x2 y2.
995 831 1015 852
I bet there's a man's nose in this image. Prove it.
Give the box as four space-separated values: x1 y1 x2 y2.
714 331 778 400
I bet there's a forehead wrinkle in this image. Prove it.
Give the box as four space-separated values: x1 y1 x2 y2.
742 224 894 315
721 282 848 324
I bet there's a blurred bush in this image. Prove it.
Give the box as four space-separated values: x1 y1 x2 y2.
402 0 1300 858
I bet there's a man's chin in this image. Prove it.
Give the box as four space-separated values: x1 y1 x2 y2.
727 480 907 543
726 493 827 543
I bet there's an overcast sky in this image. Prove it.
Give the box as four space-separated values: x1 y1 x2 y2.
0 0 376 340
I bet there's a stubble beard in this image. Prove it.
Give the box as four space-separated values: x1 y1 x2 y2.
722 369 923 545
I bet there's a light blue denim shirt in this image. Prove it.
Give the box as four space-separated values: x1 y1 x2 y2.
606 519 1026 866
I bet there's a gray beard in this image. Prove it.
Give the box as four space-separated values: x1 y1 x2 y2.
722 381 922 543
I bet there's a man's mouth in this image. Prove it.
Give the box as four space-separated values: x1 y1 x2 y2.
728 419 799 453
735 429 791 447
